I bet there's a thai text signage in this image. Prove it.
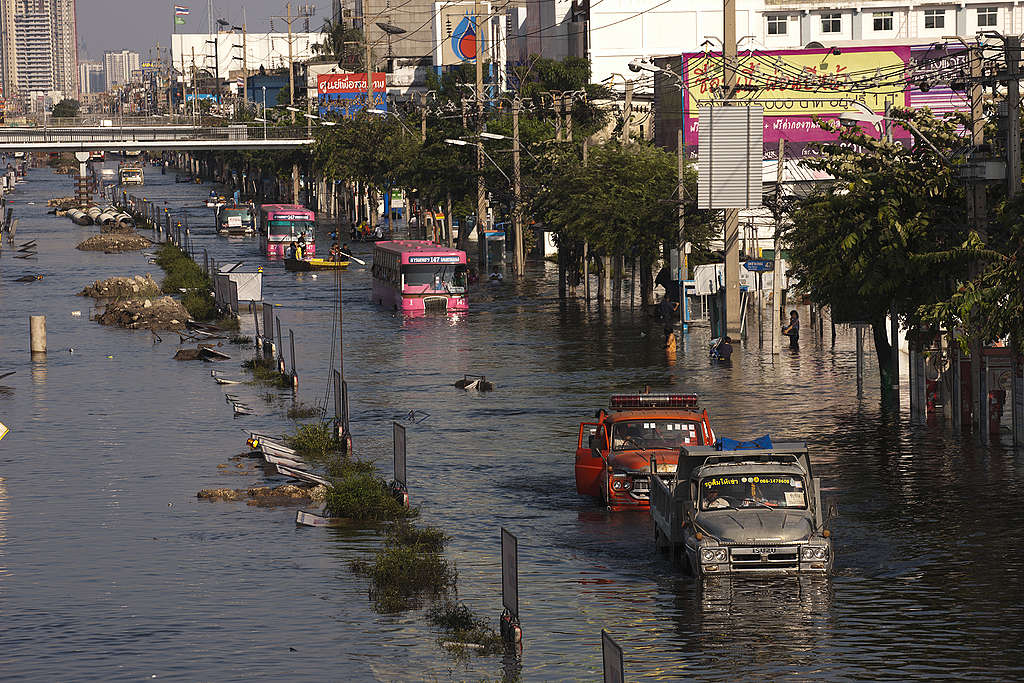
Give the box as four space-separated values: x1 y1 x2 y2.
408 255 462 264
317 72 387 117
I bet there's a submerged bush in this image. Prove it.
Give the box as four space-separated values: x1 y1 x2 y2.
286 401 320 420
181 289 215 321
242 355 292 388
427 600 504 655
350 526 455 612
284 421 344 458
324 470 416 521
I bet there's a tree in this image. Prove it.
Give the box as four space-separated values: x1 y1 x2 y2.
530 139 713 299
313 111 420 228
785 108 972 395
51 98 80 118
919 193 1024 351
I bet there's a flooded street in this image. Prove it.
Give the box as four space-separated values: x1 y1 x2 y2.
1 165 1022 681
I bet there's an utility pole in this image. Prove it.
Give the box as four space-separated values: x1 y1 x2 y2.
271 3 298 122
621 82 632 143
242 10 248 104
287 2 294 122
474 0 487 263
723 0 741 338
420 92 427 142
677 128 687 335
1005 35 1023 447
563 93 573 141
512 98 524 277
968 47 986 436
366 32 373 113
771 138 785 357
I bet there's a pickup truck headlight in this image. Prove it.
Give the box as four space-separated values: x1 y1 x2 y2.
801 546 828 560
701 548 727 562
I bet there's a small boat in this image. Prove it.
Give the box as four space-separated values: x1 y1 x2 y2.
284 257 350 272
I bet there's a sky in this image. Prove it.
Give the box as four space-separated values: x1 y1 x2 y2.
76 0 329 61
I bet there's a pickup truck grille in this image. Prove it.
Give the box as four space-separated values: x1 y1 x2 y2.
730 546 800 570
628 474 672 501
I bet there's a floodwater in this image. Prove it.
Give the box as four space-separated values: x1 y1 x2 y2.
0 164 1021 681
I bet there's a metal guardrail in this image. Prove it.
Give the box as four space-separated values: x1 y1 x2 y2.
0 125 310 143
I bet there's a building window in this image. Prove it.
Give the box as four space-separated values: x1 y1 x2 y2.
821 12 842 33
767 15 787 35
978 7 997 27
873 11 893 31
924 9 945 29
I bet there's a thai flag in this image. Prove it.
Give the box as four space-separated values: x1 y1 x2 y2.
174 5 189 15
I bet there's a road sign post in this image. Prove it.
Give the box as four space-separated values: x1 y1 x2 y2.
601 630 624 683
743 258 773 273
391 422 408 507
500 527 522 645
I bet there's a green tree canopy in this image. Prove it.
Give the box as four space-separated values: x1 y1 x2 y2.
785 107 972 389
51 98 80 118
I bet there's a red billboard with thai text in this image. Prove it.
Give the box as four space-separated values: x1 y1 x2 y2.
317 72 386 95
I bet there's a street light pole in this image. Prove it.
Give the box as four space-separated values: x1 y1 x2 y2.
261 86 267 139
512 98 524 277
474 0 487 266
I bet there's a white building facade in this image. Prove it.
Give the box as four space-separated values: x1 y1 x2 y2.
172 32 323 86
587 0 1017 86
103 49 139 89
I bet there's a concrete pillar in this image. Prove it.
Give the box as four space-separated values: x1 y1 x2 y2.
851 10 862 40
30 315 46 354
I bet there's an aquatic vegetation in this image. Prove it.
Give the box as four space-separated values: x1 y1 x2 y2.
286 401 320 420
324 468 416 521
350 521 454 612
427 600 504 655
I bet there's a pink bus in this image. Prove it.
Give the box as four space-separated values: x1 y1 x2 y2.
258 204 317 258
371 240 468 314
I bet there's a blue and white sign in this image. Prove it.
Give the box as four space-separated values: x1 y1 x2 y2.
743 259 774 272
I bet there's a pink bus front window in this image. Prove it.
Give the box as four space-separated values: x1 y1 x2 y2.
402 264 467 292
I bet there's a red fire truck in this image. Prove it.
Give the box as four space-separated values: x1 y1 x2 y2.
575 393 715 511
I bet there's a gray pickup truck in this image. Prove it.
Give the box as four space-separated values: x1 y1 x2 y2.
650 442 834 576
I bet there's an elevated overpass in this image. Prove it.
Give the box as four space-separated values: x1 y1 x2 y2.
0 123 313 152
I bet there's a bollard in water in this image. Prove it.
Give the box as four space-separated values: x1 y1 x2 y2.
30 315 46 354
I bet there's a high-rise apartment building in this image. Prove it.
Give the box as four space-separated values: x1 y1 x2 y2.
51 0 76 95
103 49 139 89
0 0 78 104
14 3 52 93
78 60 102 93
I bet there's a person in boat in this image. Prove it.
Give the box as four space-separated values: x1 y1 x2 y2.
329 242 342 261
489 266 503 282
467 267 479 286
285 241 297 260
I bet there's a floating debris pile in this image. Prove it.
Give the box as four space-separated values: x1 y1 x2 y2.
80 274 161 299
76 232 151 252
96 296 189 330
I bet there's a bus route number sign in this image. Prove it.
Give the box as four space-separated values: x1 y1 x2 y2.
408 256 461 264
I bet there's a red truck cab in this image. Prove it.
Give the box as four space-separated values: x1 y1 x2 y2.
575 393 715 511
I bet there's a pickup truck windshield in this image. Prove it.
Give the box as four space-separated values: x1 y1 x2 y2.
700 474 806 510
611 420 701 451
